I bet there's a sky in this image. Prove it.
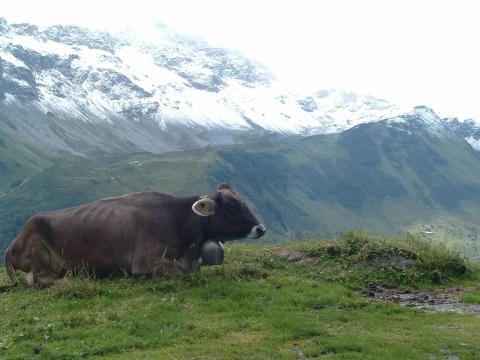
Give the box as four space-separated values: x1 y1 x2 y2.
1 0 479 119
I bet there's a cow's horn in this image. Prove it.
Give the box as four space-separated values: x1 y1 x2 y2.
192 198 215 216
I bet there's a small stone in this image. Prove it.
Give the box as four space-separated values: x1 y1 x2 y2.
326 245 341 256
33 345 42 354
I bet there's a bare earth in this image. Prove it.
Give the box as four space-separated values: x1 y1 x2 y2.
363 283 480 314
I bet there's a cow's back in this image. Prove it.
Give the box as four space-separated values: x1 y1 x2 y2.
44 192 174 273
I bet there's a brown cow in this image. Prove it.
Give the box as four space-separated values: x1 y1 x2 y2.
4 183 265 288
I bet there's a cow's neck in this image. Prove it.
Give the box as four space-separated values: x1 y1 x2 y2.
181 196 216 247
201 215 215 242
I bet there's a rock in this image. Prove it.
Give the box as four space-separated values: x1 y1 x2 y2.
297 96 318 112
372 255 416 270
276 249 316 264
325 244 341 256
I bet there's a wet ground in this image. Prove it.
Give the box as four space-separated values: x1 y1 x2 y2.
363 283 480 314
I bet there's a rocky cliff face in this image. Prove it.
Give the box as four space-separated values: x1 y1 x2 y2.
443 117 480 151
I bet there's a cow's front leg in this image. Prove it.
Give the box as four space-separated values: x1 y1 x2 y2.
151 259 189 277
152 243 198 277
132 244 198 278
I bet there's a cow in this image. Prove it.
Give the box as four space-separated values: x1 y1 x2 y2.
3 183 265 288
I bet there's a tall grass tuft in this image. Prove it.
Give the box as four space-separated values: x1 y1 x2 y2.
305 230 471 287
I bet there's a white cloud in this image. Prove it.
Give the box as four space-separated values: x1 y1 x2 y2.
1 0 479 119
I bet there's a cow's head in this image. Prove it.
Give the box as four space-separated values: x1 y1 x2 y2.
192 183 266 241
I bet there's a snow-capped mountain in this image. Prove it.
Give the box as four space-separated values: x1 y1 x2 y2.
0 17 406 154
386 106 452 134
443 117 480 151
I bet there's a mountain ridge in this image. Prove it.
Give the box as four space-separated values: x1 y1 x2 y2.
0 16 404 152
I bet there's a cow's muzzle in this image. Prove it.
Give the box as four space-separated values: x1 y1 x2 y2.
247 224 266 239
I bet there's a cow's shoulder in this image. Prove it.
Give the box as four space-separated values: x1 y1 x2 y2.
24 213 51 231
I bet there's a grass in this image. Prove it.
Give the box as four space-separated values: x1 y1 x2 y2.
460 289 480 305
0 233 479 359
313 230 472 288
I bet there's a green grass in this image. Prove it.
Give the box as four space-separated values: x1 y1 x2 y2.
301 231 473 289
1 233 479 359
460 289 480 304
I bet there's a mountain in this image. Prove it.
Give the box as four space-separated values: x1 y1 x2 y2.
2 106 480 259
443 117 480 151
0 17 401 157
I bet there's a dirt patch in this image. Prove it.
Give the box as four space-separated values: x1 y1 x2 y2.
274 248 317 265
363 284 480 314
291 345 314 360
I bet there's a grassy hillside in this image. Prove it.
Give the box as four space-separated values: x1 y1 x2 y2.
0 233 479 359
2 118 480 259
0 112 56 194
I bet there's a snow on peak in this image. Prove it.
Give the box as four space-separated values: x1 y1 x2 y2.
383 105 453 137
0 17 437 137
297 89 404 134
412 106 442 123
443 116 480 150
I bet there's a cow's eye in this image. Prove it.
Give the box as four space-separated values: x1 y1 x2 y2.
227 201 238 211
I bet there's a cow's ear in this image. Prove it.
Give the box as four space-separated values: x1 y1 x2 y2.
217 182 232 191
192 198 215 216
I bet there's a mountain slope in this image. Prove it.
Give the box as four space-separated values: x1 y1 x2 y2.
0 17 402 159
2 108 480 259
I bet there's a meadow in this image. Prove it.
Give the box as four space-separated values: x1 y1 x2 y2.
1 232 479 359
